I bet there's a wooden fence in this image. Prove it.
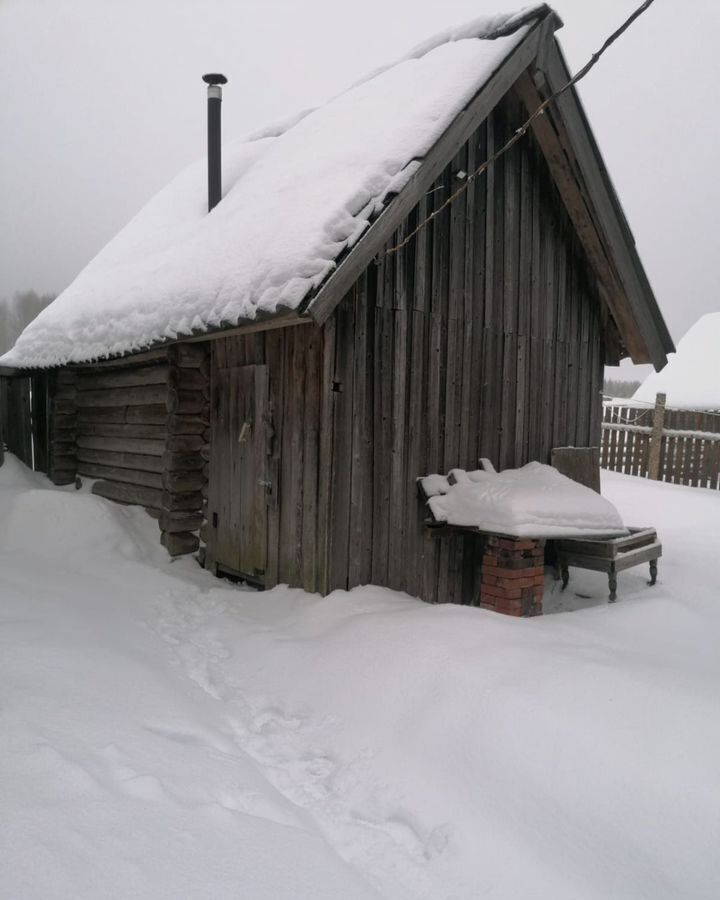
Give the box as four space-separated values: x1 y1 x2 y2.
0 372 50 473
601 393 720 490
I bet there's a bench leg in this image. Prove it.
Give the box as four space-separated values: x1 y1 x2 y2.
648 559 658 586
561 563 569 591
608 568 617 603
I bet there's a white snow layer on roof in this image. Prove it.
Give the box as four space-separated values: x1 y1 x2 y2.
0 7 545 368
633 312 720 409
427 462 626 537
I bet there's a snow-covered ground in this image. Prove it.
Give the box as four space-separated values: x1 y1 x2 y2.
1 455 719 899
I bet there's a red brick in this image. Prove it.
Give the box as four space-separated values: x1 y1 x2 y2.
494 602 523 616
480 584 522 600
499 575 536 590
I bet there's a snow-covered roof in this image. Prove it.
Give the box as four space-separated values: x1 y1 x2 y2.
1 6 548 369
633 313 720 410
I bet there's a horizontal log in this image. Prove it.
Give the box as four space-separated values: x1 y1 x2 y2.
162 470 205 492
167 388 206 415
168 367 208 391
161 490 202 511
202 428 210 443
199 520 210 544
78 422 167 440
167 434 204 453
50 471 77 486
145 508 161 520
200 443 210 462
75 385 167 408
92 479 163 510
54 384 77 400
76 364 169 391
175 344 207 367
77 448 165 472
201 482 208 499
77 435 165 456
163 451 204 472
50 438 76 451
52 413 76 428
79 462 163 489
167 415 207 435
159 510 203 533
53 399 76 415
51 429 77 444
78 348 168 370
51 452 77 466
56 370 77 385
77 404 168 425
161 530 199 556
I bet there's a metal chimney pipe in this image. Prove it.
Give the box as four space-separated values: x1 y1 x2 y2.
202 73 227 212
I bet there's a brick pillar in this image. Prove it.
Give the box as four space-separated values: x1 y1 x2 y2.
479 536 545 617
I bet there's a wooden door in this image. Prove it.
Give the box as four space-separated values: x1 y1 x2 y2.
207 364 270 581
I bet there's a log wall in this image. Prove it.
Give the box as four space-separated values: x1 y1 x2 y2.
49 345 210 556
209 91 606 602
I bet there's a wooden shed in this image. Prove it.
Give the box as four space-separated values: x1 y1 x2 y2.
0 6 673 605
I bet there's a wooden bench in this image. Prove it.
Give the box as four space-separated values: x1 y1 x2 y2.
555 527 662 602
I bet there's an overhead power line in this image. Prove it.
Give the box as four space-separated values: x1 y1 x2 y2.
385 0 657 256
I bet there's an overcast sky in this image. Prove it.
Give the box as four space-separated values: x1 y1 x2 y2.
1 0 718 376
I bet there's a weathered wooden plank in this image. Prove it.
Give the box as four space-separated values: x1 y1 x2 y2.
263 329 282 587
31 372 50 473
91 479 163 509
329 294 356 590
348 273 374 588
316 316 336 594
388 307 408 591
76 448 165 472
168 367 208 391
301 328 321 593
175 343 208 367
77 422 167 440
159 510 203 533
167 388 205 415
75 385 167 408
161 490 203 512
76 365 169 391
370 300 392 586
278 331 304 586
78 461 163 489
162 468 205 493
77 435 166 456
161 531 200 556
77 404 168 424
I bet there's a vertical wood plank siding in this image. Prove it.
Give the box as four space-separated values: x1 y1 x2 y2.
214 92 606 602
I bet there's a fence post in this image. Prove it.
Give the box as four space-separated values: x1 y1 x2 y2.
647 392 667 481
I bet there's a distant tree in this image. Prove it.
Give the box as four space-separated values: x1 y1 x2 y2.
0 290 56 356
603 377 642 399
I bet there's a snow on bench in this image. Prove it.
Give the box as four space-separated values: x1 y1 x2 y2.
418 461 627 540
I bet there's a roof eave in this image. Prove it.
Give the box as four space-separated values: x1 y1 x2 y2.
537 38 674 370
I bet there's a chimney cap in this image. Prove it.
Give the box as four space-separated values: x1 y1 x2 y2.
202 73 228 86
